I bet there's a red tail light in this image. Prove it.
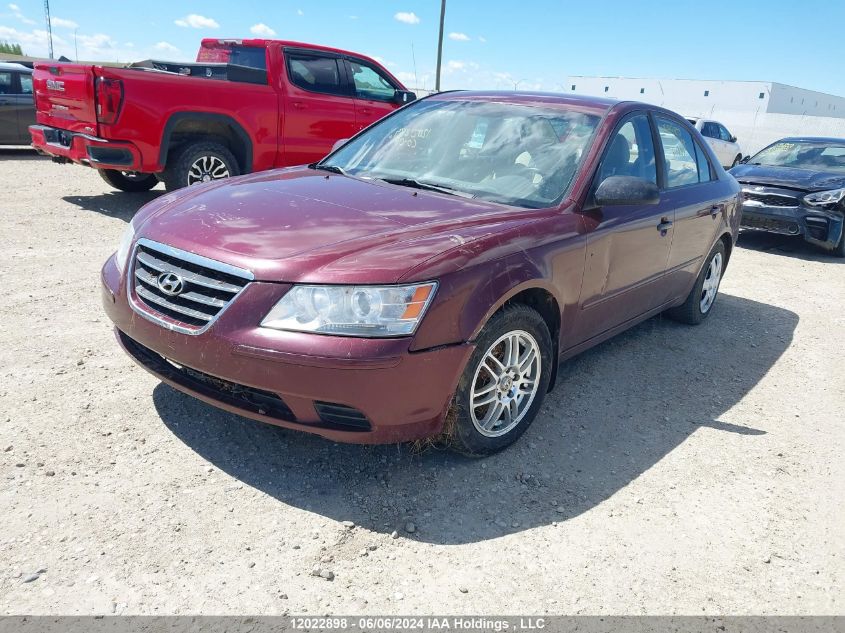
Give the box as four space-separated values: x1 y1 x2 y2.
95 77 123 124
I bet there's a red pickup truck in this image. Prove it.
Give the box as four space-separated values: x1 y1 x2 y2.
29 38 414 191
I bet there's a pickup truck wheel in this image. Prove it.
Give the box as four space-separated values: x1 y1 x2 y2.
98 169 158 192
450 305 553 456
666 240 726 325
163 142 239 191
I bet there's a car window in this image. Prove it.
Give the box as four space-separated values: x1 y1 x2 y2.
19 73 33 95
718 125 733 142
598 114 657 184
694 140 714 182
287 54 346 96
0 72 12 95
348 61 396 101
656 116 700 188
701 122 718 139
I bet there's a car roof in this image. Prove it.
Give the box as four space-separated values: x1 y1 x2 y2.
427 90 622 115
0 62 32 72
778 136 845 144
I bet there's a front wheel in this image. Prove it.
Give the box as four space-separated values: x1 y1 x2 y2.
667 240 726 325
162 141 239 192
450 305 553 456
98 169 158 192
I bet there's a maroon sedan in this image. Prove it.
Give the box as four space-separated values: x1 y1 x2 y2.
101 91 741 455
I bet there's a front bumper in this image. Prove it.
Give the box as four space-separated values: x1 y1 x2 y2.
29 124 143 171
101 254 473 444
740 200 844 250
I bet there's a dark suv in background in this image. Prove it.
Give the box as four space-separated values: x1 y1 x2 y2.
0 62 34 145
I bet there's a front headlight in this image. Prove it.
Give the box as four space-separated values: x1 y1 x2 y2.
114 222 136 274
260 282 437 337
804 188 845 206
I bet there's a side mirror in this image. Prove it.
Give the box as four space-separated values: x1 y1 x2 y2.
730 136 737 143
330 138 349 153
594 176 660 206
393 89 417 105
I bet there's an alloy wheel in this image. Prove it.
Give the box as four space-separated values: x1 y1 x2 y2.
187 156 231 185
699 251 723 313
470 330 542 438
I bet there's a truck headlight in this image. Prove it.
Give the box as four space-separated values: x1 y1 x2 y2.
260 282 437 337
803 188 845 206
114 223 136 274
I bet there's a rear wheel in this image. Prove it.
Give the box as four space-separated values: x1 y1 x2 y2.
667 240 726 325
450 305 553 456
162 141 239 192
98 169 158 192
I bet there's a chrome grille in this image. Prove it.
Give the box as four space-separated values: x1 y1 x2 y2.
742 190 799 208
130 239 253 334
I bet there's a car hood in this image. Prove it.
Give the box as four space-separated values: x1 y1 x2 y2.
135 167 544 284
730 164 845 192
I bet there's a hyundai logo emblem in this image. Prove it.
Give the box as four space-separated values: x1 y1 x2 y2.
157 272 186 296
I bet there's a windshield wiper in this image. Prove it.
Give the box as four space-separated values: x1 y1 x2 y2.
377 177 474 198
309 163 346 175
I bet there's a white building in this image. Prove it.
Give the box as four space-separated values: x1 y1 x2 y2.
565 76 845 154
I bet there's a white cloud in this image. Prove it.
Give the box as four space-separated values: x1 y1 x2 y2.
8 3 20 10
8 3 34 25
394 11 420 25
154 41 179 53
249 23 275 36
478 36 487 43
174 14 219 29
76 33 115 52
448 32 470 41
51 17 79 29
348 15 359 20
297 9 303 16
0 25 65 51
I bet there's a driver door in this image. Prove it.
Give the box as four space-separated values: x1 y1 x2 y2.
572 112 675 344
345 59 401 132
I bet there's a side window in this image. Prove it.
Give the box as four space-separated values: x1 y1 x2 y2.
656 116 700 188
598 114 657 184
19 73 33 95
694 141 714 182
718 125 733 142
701 122 718 139
286 54 346 96
0 72 12 95
348 61 396 101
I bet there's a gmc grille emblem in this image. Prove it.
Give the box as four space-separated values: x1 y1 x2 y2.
46 79 65 92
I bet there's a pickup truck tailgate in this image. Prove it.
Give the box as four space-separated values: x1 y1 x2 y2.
33 63 99 135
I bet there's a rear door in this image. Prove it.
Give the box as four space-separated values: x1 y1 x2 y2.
344 58 400 131
0 70 15 144
655 114 726 298
14 72 36 142
700 121 726 165
280 49 357 166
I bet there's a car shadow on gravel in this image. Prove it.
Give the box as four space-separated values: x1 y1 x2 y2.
62 191 164 222
737 230 845 264
0 147 47 160
152 292 797 544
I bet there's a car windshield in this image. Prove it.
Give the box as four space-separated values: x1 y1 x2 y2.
749 140 845 174
321 99 601 209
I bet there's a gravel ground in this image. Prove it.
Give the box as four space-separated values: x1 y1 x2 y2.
0 149 842 616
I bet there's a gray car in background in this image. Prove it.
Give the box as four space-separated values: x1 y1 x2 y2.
0 62 35 145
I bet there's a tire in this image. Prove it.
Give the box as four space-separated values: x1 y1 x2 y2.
730 154 742 169
667 240 727 325
450 305 553 456
98 169 158 192
162 141 239 192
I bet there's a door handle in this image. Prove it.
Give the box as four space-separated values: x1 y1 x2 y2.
360 107 373 115
292 102 306 110
657 218 673 236
710 204 721 217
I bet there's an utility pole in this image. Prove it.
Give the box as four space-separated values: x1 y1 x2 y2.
434 0 446 92
44 0 54 59
74 28 79 61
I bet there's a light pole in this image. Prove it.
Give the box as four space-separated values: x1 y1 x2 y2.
434 0 446 92
74 28 79 61
513 79 525 91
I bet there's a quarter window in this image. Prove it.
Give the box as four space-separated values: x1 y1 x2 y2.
19 73 33 94
656 116 700 188
598 114 657 184
0 72 12 95
287 54 346 96
348 61 396 101
694 141 713 182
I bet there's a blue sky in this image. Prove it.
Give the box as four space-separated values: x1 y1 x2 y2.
1 0 843 96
